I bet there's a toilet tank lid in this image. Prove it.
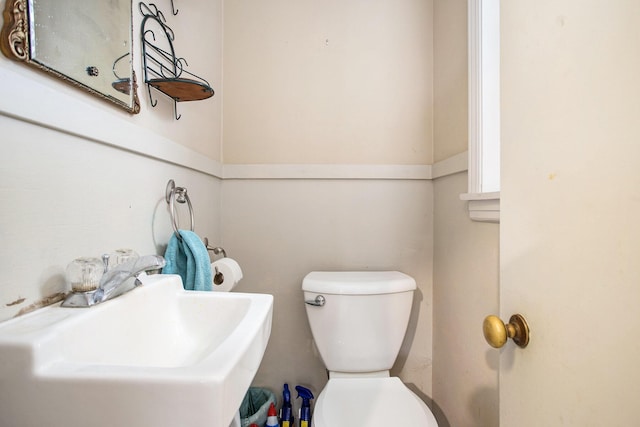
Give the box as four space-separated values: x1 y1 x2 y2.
302 271 416 295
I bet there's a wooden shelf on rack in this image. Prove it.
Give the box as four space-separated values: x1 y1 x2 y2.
147 78 214 102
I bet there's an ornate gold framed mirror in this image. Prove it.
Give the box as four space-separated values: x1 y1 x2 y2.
1 0 140 113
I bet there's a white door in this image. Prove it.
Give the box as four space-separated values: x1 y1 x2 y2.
499 2 640 426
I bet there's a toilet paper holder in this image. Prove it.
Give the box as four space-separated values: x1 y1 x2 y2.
203 237 227 285
212 266 224 285
203 237 226 259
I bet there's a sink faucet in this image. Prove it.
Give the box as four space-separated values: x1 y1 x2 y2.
61 255 166 307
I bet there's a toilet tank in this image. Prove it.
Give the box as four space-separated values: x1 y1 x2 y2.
302 271 416 374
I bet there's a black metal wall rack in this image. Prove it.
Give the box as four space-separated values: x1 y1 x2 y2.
139 2 214 119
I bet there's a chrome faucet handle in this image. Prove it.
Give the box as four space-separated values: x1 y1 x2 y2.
62 255 166 307
95 255 166 303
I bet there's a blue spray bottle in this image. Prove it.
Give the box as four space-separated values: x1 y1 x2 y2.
280 383 294 427
295 386 314 427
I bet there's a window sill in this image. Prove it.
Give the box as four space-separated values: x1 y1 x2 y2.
460 192 500 223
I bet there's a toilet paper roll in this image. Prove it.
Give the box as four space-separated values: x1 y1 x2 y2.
210 258 243 292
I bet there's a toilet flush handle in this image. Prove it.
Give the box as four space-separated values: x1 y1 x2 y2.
305 295 326 307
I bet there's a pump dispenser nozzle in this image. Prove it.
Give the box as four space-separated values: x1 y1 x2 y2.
295 386 314 427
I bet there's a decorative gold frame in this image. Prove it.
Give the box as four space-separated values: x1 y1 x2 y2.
0 0 27 60
1 0 140 114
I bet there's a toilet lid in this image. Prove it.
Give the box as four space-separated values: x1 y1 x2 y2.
313 377 438 427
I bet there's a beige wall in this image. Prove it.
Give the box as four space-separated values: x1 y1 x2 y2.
223 0 433 165
221 179 434 403
431 1 500 426
432 172 499 427
433 0 468 162
0 111 222 321
221 0 438 407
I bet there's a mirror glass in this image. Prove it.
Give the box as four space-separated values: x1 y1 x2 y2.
1 0 139 113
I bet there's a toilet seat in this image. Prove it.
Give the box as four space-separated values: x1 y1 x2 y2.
312 377 438 427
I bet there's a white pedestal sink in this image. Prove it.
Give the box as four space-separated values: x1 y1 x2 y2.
0 274 273 427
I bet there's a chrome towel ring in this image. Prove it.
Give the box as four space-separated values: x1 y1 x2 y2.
165 179 194 240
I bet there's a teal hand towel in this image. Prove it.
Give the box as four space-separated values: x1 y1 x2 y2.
162 230 212 291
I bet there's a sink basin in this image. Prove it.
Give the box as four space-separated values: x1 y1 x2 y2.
0 274 273 427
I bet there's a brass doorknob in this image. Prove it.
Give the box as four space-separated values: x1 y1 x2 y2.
483 314 530 348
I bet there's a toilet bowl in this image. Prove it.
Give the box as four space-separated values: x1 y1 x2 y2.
302 271 438 427
312 377 437 426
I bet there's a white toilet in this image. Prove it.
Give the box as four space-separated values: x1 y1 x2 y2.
302 271 438 427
